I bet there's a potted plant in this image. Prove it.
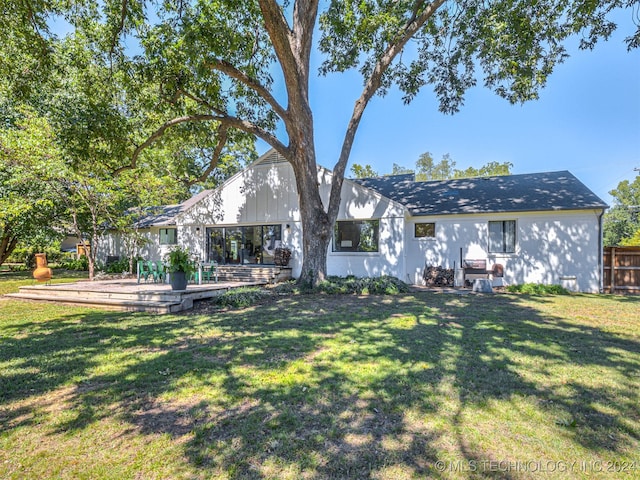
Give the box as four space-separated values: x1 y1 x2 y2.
165 246 195 291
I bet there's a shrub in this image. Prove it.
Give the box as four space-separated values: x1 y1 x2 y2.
104 257 132 274
7 246 64 268
317 275 409 295
60 256 89 271
213 287 273 308
270 280 300 295
506 283 569 295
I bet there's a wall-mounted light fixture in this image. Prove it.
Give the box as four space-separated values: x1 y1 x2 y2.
196 227 201 234
285 224 291 230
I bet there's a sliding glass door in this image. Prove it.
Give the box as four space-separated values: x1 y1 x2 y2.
206 225 282 265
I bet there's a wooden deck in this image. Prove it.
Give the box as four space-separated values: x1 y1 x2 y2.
5 278 265 314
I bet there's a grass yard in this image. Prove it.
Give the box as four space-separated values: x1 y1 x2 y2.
0 288 638 479
0 270 89 296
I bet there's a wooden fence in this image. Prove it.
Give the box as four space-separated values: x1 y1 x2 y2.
603 246 640 294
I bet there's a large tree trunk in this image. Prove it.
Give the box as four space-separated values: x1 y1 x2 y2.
296 174 332 286
0 229 19 266
288 144 332 287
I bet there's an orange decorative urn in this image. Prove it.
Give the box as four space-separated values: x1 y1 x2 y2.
33 253 53 283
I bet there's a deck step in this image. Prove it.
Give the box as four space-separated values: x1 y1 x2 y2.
4 276 280 314
5 293 186 314
13 285 184 302
214 266 292 283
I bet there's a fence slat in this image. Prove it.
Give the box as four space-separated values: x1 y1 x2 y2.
604 246 640 294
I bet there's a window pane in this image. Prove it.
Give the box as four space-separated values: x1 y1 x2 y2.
225 227 242 264
504 220 516 253
160 228 177 245
333 220 379 252
488 222 503 253
206 228 224 263
261 225 282 264
415 223 435 238
488 221 516 253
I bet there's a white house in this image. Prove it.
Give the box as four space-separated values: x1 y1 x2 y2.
100 149 608 292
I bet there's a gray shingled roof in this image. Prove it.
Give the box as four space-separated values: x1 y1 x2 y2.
133 189 213 227
354 171 607 216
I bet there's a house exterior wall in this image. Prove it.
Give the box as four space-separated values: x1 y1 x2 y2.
97 227 169 265
405 210 603 292
98 157 603 293
179 160 407 280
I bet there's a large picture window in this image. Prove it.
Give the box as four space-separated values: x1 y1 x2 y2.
488 220 516 253
205 225 282 264
159 228 177 245
333 220 379 252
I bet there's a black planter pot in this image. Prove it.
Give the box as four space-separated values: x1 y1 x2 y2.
170 271 188 291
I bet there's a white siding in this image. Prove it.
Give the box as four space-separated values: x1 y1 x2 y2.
99 155 603 293
405 210 602 292
181 162 299 226
179 160 407 280
97 228 157 264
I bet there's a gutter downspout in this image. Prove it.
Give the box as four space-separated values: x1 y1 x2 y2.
598 209 605 293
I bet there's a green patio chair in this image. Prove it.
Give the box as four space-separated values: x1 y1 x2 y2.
138 260 152 283
189 267 199 284
154 261 166 283
148 261 165 283
202 262 218 283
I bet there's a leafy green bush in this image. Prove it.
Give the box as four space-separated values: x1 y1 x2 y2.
317 275 409 295
506 283 569 295
7 246 64 268
213 287 273 308
60 256 89 271
270 280 300 295
104 257 132 274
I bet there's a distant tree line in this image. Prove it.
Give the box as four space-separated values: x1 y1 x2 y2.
603 173 640 247
351 151 513 181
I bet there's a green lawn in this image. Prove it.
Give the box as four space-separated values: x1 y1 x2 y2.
0 288 638 479
0 270 89 295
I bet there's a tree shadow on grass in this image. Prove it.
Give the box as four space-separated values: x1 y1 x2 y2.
1 293 639 478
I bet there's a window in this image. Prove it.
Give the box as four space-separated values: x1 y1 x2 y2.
205 225 282 264
415 222 435 238
159 228 177 245
488 220 516 253
333 220 379 252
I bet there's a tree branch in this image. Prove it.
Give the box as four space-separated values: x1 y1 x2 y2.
109 0 129 60
292 0 320 86
187 124 229 186
207 58 289 120
328 0 446 221
116 113 289 175
258 0 301 104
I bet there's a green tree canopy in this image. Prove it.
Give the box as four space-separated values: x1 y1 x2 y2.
0 106 65 265
604 173 640 246
350 163 379 179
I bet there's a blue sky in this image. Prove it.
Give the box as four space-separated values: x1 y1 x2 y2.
257 9 640 207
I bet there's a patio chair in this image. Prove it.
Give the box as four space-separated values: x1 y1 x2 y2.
150 261 165 283
154 261 166 283
137 260 152 283
202 262 218 283
188 261 199 284
189 269 199 284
